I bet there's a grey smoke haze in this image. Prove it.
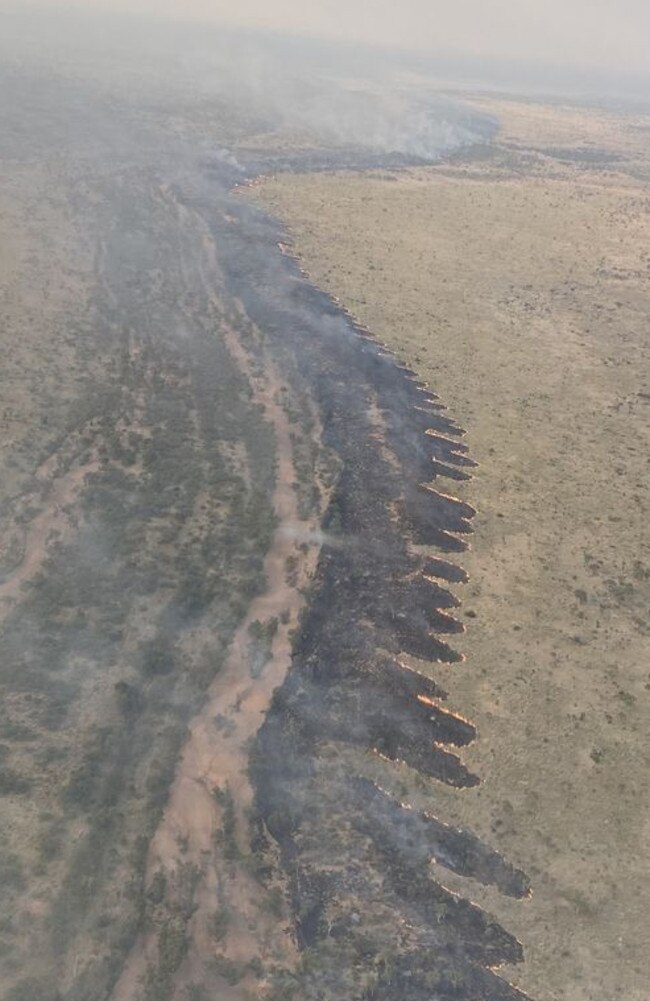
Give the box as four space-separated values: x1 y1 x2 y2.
1 2 647 180
6 0 650 87
0 7 499 165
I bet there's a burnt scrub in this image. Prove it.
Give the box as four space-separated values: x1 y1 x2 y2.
0 50 526 995
186 173 535 999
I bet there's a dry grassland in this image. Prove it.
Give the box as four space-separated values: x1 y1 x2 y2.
250 98 650 1001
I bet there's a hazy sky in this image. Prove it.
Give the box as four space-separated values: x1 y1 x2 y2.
13 1 650 78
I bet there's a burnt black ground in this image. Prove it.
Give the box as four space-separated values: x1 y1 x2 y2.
183 148 534 1000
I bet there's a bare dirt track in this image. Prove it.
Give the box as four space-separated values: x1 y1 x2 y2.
0 74 290 999
250 96 650 1001
0 449 100 620
111 304 329 1001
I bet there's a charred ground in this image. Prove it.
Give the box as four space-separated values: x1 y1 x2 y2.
0 29 529 1001
209 194 532 1000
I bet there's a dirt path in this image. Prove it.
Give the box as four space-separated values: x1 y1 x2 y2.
111 305 329 1000
0 448 100 621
